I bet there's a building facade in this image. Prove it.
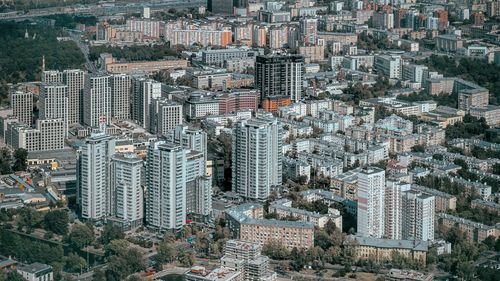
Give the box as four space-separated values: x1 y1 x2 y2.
146 142 187 230
110 153 143 228
78 133 115 220
357 167 386 238
255 54 304 107
232 118 282 200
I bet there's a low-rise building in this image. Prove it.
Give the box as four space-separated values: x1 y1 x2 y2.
436 34 464 52
17 263 53 281
102 54 188 74
410 185 456 212
185 266 243 281
437 213 499 243
469 105 500 127
345 235 428 265
269 198 342 229
226 203 314 249
471 199 500 215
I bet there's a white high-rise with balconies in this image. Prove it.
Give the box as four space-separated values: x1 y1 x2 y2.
110 153 143 228
110 74 132 121
357 167 385 238
63 69 86 125
11 90 33 126
150 99 183 136
132 78 161 131
145 142 187 230
42 69 86 125
167 126 211 218
402 190 435 241
384 180 411 240
40 83 68 135
232 117 282 200
84 74 111 127
78 132 115 220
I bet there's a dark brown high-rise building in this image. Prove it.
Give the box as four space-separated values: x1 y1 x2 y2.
255 54 304 111
207 0 233 14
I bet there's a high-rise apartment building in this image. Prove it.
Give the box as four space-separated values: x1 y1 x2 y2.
207 0 233 14
255 54 304 110
40 83 68 134
84 75 111 127
300 18 318 45
402 64 428 83
78 132 115 220
372 11 395 29
42 70 63 83
374 54 402 79
357 167 385 238
42 70 86 125
145 142 187 230
187 176 212 217
150 99 183 136
384 181 411 240
110 153 143 228
7 118 65 152
167 126 207 160
132 78 161 130
167 126 211 217
126 18 162 38
232 118 282 200
37 118 65 151
10 91 33 126
110 74 132 121
63 69 86 125
402 190 435 241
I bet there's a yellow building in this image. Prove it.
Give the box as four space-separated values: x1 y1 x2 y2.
226 203 314 249
345 235 428 265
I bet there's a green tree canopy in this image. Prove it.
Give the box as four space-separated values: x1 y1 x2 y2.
100 224 125 244
67 224 94 249
12 148 28 172
44 209 69 235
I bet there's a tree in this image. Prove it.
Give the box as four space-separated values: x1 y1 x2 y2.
454 159 468 170
101 224 125 244
0 148 11 174
12 148 27 171
178 251 196 267
482 236 496 250
176 75 192 87
4 271 25 281
411 145 425 153
67 224 94 249
156 241 177 265
105 239 129 257
456 261 475 280
127 276 146 281
17 207 43 233
262 240 290 260
44 209 69 235
289 247 307 271
64 252 87 273
106 249 145 280
194 231 210 255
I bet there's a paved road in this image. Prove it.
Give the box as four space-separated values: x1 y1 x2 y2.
67 30 96 73
0 0 204 20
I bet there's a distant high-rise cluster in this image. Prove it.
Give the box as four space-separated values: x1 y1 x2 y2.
357 167 435 241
